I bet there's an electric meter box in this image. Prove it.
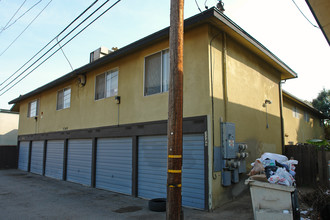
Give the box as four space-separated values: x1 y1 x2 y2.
221 122 237 159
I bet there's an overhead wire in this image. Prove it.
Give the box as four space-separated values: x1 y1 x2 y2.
0 0 27 32
56 37 73 71
194 0 202 13
204 0 208 9
0 0 108 92
0 0 53 57
0 0 99 88
0 0 43 34
0 0 122 96
291 0 319 29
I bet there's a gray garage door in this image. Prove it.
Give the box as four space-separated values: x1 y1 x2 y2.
18 141 30 171
30 141 44 175
45 140 64 180
96 138 132 195
138 134 205 209
67 139 92 186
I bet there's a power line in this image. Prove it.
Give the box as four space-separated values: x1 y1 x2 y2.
0 0 99 88
291 0 319 29
0 0 43 34
204 0 208 9
194 0 202 13
0 0 27 32
0 0 122 96
0 0 107 92
56 37 73 71
0 0 52 57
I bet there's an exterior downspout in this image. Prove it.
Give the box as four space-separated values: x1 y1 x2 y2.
279 81 285 153
222 33 228 122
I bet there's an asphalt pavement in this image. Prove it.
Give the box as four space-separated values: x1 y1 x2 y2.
0 169 253 220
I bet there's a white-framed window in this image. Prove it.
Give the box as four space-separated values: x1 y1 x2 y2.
28 99 39 117
57 87 71 110
293 106 299 118
95 68 118 100
304 112 310 122
144 49 169 96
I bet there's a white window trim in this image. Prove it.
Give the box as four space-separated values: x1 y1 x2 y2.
27 99 39 118
56 87 71 111
293 106 299 119
94 67 119 101
143 48 169 97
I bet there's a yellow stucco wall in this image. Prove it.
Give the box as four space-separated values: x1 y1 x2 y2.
208 26 283 208
18 25 211 135
0 112 18 145
283 97 324 144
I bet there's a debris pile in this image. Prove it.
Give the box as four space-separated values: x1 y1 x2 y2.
299 186 330 220
248 152 298 186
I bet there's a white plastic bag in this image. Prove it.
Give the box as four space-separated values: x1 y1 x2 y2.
269 167 295 186
261 152 288 163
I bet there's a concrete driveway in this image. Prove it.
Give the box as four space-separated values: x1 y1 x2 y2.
0 169 253 219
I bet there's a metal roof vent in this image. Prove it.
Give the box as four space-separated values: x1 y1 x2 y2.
217 0 225 13
90 46 110 63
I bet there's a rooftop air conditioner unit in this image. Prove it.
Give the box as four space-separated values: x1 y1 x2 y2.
90 46 110 63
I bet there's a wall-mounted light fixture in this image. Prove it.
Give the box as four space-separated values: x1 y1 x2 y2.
263 99 272 107
263 99 272 128
115 96 121 104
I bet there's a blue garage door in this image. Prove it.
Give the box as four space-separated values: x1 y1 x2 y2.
30 141 44 175
18 141 30 171
138 134 205 209
96 138 132 195
45 140 64 180
67 139 92 186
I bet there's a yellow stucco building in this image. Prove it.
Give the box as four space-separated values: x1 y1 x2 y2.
282 91 326 144
0 109 19 146
10 8 304 210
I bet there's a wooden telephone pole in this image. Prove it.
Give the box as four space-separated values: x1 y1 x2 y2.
167 0 184 219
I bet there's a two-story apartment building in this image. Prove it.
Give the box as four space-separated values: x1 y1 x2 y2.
282 90 327 144
10 8 297 210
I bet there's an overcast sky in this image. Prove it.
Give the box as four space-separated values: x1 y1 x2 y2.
0 0 329 110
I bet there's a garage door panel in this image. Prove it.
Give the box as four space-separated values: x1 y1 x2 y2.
67 139 92 186
182 134 205 209
45 140 64 180
138 136 167 199
138 134 205 209
96 138 132 195
30 141 44 175
18 142 30 171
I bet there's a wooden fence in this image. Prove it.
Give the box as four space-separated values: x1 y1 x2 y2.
0 145 18 169
284 144 329 187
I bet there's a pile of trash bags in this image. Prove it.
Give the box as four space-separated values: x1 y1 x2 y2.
248 152 298 186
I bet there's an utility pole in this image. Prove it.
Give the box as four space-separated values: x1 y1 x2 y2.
167 0 184 220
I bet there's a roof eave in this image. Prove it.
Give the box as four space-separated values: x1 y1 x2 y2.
210 9 297 80
9 7 297 104
283 90 328 119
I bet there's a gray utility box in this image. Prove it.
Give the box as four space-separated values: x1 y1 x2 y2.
221 122 236 159
246 180 299 220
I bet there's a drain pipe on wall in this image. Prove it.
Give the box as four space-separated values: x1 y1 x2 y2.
222 32 228 122
279 80 285 153
210 30 222 180
209 30 229 180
